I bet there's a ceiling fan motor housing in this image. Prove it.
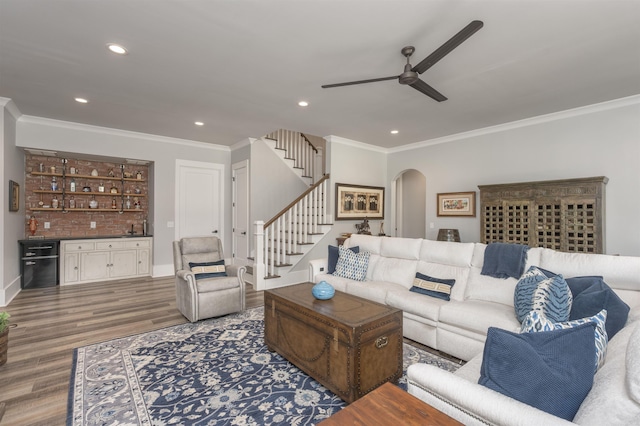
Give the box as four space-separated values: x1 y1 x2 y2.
399 64 419 85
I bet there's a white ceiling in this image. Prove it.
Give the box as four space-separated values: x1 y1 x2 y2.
1 0 639 149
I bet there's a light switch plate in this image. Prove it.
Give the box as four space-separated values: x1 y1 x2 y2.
90 221 96 229
44 222 50 229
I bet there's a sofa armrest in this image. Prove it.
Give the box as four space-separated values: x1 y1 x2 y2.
309 258 328 282
176 269 195 282
407 364 574 426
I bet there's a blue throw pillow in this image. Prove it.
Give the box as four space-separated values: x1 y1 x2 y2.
537 271 629 340
410 272 455 301
189 260 227 279
328 245 359 274
520 309 608 372
514 266 572 323
565 276 630 340
479 324 596 421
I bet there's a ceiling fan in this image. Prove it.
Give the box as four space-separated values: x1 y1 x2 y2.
321 20 483 102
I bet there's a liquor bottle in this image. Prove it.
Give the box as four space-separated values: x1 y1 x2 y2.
51 176 58 191
69 178 76 192
125 196 131 210
51 195 59 209
98 181 105 193
111 197 117 209
69 196 75 209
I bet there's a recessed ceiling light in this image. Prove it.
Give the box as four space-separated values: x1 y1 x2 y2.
75 97 88 104
298 101 309 107
194 121 204 126
390 130 399 134
107 43 128 55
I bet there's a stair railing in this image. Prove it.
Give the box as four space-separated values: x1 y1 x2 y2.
254 174 330 288
266 130 318 181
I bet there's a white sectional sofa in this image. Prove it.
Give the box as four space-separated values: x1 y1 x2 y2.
309 234 640 425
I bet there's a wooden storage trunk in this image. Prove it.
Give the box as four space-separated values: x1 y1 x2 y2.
264 283 403 403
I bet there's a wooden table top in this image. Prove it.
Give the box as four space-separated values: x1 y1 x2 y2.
318 382 463 426
265 282 400 327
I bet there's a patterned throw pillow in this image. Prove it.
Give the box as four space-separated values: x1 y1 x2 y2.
334 245 370 281
514 266 572 323
410 272 455 301
189 260 227 279
521 309 608 372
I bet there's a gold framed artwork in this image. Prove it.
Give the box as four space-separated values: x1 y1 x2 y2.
9 180 19 212
437 191 476 217
335 183 384 220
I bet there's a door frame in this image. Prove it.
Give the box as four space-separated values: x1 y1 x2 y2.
232 159 250 266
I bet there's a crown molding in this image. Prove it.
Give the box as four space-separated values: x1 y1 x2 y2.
18 115 231 152
0 97 22 120
230 137 255 151
389 94 640 154
326 135 389 154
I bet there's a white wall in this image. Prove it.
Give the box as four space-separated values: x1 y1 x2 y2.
15 116 233 276
295 136 388 270
388 97 640 256
1 100 24 306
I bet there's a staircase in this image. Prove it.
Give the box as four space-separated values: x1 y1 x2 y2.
250 130 331 290
264 129 322 184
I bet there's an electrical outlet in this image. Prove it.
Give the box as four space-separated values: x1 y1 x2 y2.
90 221 96 229
167 221 174 228
430 222 435 229
44 222 50 229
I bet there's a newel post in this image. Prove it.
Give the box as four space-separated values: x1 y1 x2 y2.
254 220 266 291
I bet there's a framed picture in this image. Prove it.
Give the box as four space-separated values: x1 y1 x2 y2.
9 180 19 212
437 191 476 217
335 183 384 220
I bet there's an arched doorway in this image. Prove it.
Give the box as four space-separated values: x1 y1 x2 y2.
392 169 426 238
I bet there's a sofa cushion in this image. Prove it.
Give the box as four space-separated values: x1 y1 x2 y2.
380 237 422 260
346 280 404 305
514 266 572 323
370 256 417 288
539 248 640 293
479 324 596 421
328 245 359 274
189 260 227 279
419 239 475 268
626 322 640 404
345 234 382 254
385 288 445 322
416 261 469 301
334 245 370 281
565 275 630 340
520 309 608 371
573 322 640 425
196 275 239 293
410 272 455 301
465 267 518 306
439 300 521 336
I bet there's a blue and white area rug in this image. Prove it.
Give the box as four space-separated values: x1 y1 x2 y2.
68 307 460 425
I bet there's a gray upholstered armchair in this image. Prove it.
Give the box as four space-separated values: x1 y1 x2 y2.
173 236 246 322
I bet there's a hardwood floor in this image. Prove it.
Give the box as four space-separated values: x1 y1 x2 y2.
0 277 264 425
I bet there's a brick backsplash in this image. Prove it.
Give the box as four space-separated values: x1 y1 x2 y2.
24 154 149 238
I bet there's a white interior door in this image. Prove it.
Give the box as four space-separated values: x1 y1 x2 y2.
232 160 250 265
175 160 224 243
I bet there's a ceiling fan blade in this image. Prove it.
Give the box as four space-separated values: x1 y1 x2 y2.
412 20 483 74
409 79 447 102
321 75 399 88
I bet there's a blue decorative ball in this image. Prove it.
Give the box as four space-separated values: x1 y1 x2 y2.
312 281 335 300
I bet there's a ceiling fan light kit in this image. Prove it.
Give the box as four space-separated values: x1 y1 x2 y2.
322 20 483 102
